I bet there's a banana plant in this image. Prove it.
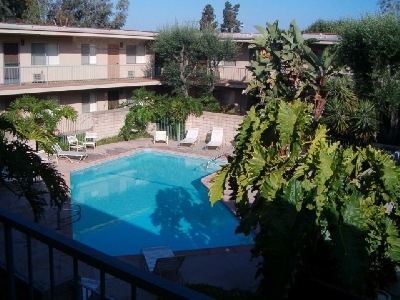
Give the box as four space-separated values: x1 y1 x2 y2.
210 101 400 298
210 19 400 299
246 20 336 118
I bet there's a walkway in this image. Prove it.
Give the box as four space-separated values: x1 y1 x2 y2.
0 138 261 299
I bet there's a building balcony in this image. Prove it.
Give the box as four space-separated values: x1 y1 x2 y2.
0 64 162 96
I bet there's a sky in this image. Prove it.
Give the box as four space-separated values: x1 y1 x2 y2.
122 0 381 33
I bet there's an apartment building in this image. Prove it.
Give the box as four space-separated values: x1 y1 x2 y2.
0 23 338 134
0 23 162 112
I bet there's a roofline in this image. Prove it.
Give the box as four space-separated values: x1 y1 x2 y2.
221 32 339 44
0 23 339 44
0 23 157 40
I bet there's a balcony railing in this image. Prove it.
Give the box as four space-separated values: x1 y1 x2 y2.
0 207 211 299
0 65 252 88
0 64 157 87
217 67 253 82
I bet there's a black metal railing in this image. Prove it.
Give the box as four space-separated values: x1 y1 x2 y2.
0 208 212 300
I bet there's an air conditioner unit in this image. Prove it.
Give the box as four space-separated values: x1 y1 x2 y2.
127 70 135 79
33 73 44 83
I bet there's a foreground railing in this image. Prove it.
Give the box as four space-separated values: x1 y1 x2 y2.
0 208 211 300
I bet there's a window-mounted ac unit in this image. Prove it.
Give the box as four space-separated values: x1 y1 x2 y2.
33 73 44 83
127 70 135 79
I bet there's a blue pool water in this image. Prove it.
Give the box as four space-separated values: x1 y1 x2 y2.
71 150 254 256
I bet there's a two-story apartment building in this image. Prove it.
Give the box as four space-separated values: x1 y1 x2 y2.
0 23 338 136
0 23 161 113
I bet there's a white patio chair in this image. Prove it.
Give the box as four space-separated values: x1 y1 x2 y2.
179 128 199 148
153 131 168 145
67 135 85 151
205 127 224 150
140 246 185 283
83 132 97 152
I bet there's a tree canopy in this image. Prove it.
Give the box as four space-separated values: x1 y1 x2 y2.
0 0 26 22
199 4 218 31
379 0 400 15
1 0 129 28
303 18 351 33
152 24 239 98
220 1 242 33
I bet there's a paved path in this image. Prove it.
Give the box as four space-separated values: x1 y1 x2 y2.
0 138 261 299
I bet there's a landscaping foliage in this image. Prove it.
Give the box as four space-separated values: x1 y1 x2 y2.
0 96 75 222
209 19 400 299
119 88 205 140
152 24 239 98
337 14 400 144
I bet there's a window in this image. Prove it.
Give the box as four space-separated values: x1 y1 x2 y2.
31 43 59 65
222 60 236 67
249 49 257 61
82 92 97 113
81 44 97 65
126 45 146 64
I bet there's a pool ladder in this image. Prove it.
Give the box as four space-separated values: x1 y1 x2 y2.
57 202 81 230
203 146 235 169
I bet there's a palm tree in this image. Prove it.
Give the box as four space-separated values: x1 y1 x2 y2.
0 95 77 222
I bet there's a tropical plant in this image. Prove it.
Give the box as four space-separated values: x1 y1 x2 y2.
337 14 400 144
0 98 72 222
210 101 400 298
321 76 380 142
120 88 204 140
245 20 335 117
2 95 77 153
209 19 400 299
371 66 400 144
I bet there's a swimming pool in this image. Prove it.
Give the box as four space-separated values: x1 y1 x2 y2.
71 150 254 256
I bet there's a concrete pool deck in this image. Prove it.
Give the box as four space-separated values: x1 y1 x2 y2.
0 137 262 299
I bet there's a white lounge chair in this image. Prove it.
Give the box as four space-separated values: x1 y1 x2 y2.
140 246 185 283
36 150 58 165
205 127 224 150
179 128 199 147
83 132 97 152
67 135 85 151
153 131 168 145
53 144 87 163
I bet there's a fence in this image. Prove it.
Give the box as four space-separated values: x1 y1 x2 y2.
0 208 211 299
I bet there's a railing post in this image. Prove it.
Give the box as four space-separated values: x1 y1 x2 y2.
27 236 34 300
73 258 80 299
49 246 55 299
4 224 16 300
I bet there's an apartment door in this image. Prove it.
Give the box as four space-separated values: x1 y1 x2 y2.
107 44 119 79
108 90 119 110
3 43 20 84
